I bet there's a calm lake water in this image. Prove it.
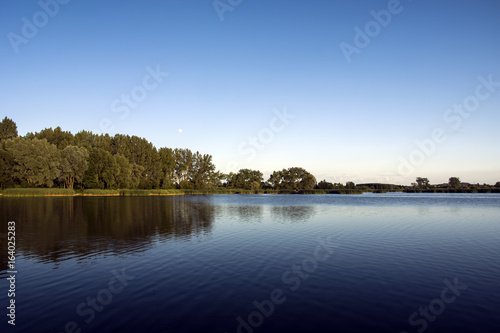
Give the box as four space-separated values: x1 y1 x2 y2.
1 193 500 333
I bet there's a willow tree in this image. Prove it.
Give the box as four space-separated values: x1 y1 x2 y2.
5 138 61 187
59 145 89 189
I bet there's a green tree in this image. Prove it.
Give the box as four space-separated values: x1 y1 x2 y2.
0 149 15 188
227 169 264 190
114 154 133 188
174 148 194 185
345 181 355 189
449 177 461 188
267 167 316 191
190 152 218 190
5 138 61 187
158 147 175 189
316 180 334 189
82 148 119 189
416 177 430 188
59 145 89 189
0 117 18 141
34 126 75 149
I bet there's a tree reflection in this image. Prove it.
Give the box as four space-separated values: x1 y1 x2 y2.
0 197 215 266
270 205 316 223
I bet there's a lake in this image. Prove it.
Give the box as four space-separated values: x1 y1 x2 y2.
1 193 499 333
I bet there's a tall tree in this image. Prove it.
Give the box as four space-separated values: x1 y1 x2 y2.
158 147 175 189
0 149 15 188
174 148 194 186
190 152 217 190
114 154 132 188
82 148 119 189
0 117 18 141
267 167 316 191
34 126 75 149
416 177 430 188
227 169 264 190
59 145 89 189
5 138 61 187
449 177 461 188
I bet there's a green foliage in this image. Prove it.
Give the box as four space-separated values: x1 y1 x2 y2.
416 177 430 188
298 189 326 194
82 189 120 195
82 148 118 189
449 177 461 188
327 189 363 194
2 119 495 195
2 188 75 196
267 167 316 191
226 169 264 190
31 126 75 149
4 137 61 187
60 146 89 188
119 189 152 196
0 148 15 188
317 180 334 189
0 117 18 141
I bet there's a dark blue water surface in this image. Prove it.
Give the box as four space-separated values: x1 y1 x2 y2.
1 193 499 333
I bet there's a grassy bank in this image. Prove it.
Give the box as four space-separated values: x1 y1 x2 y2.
1 188 77 196
404 188 500 193
3 187 496 197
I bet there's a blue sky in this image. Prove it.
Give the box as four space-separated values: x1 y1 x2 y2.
1 0 499 185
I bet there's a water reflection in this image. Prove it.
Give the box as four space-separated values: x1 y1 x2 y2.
0 197 215 267
225 205 264 223
270 205 316 223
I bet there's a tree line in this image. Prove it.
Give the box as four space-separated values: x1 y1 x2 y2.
2 118 498 191
0 118 318 191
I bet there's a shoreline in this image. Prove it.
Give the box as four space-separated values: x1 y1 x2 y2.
1 189 498 197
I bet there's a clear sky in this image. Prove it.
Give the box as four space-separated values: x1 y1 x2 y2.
1 0 499 185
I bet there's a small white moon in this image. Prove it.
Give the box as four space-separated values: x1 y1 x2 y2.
178 129 182 133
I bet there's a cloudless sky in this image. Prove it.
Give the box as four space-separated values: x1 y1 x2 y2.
1 0 499 184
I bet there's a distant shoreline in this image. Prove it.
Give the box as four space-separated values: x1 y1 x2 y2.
1 188 499 197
